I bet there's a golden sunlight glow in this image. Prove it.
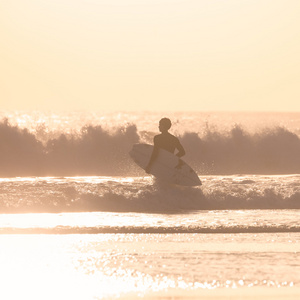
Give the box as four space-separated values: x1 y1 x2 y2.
1 0 300 112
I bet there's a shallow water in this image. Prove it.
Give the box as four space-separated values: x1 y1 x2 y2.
0 176 299 299
0 233 299 299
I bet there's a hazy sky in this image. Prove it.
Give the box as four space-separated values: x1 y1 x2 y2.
1 0 299 112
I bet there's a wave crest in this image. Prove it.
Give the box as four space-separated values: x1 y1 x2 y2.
182 125 300 174
1 118 300 176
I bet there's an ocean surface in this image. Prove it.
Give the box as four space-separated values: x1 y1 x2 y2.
0 111 300 299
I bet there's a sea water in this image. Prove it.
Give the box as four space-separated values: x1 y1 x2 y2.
0 111 300 299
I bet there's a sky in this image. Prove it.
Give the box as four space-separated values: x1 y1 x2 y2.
1 0 300 112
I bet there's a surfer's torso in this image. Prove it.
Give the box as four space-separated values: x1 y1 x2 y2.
154 132 183 154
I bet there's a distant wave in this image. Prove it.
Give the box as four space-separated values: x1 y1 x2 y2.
183 125 300 175
1 118 300 176
0 118 139 177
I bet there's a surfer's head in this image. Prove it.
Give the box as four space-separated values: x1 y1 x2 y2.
159 118 172 132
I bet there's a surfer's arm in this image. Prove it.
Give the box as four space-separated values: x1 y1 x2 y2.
174 139 185 169
175 140 185 158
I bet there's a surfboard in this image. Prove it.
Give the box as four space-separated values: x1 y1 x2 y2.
129 143 202 186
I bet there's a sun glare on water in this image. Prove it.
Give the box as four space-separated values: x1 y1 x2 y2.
0 235 127 299
0 234 190 299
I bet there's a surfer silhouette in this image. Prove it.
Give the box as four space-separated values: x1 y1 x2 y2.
145 118 185 174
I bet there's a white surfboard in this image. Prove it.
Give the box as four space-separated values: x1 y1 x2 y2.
129 143 201 186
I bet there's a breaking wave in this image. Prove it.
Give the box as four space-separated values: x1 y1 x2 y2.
2 225 300 234
1 176 300 214
1 118 300 176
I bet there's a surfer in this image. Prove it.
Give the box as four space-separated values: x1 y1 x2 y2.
145 118 185 174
